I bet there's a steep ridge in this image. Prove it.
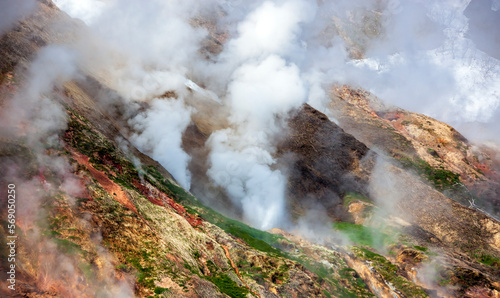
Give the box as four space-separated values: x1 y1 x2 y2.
277 104 373 221
330 85 500 219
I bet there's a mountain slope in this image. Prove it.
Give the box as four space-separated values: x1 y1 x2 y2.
1 1 500 297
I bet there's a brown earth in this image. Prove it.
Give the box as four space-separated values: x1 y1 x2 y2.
277 104 374 221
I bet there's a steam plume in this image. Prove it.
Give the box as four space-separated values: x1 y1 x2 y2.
49 0 500 231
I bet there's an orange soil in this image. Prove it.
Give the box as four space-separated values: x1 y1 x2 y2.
72 151 138 214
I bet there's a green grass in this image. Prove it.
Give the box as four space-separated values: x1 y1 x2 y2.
116 264 129 271
301 259 334 281
126 253 156 289
201 208 286 256
154 286 170 294
144 169 289 257
397 156 460 191
333 222 394 248
343 192 372 207
78 262 94 281
141 158 378 297
339 268 367 289
206 274 249 298
146 159 378 296
329 267 374 298
474 253 500 269
52 238 85 255
413 245 428 252
144 167 198 206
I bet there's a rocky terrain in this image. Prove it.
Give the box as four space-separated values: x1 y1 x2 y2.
1 1 500 297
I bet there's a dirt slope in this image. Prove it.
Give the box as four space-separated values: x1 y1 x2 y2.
277 104 373 221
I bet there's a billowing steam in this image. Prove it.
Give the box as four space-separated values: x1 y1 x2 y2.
202 1 313 228
0 0 36 35
46 0 500 230
129 98 193 189
348 0 500 143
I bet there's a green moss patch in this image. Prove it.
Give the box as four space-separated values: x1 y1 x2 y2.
333 222 395 249
397 156 460 191
205 274 249 298
474 253 500 269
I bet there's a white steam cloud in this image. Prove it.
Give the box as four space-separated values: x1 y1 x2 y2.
0 45 76 146
345 0 500 143
0 0 36 36
61 0 213 189
129 98 193 189
49 0 500 231
203 0 314 229
52 0 107 24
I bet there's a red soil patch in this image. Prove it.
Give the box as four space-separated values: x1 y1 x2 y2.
392 121 405 132
72 151 137 214
167 199 203 227
475 163 492 176
38 169 51 191
96 152 123 176
78 176 93 200
132 180 164 206
165 253 181 263
380 111 403 121
132 179 203 227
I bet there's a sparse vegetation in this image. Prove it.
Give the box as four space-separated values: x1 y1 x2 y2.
397 156 460 190
65 111 140 191
353 247 428 297
474 253 500 269
53 238 85 255
338 267 374 297
144 170 289 256
201 209 286 256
